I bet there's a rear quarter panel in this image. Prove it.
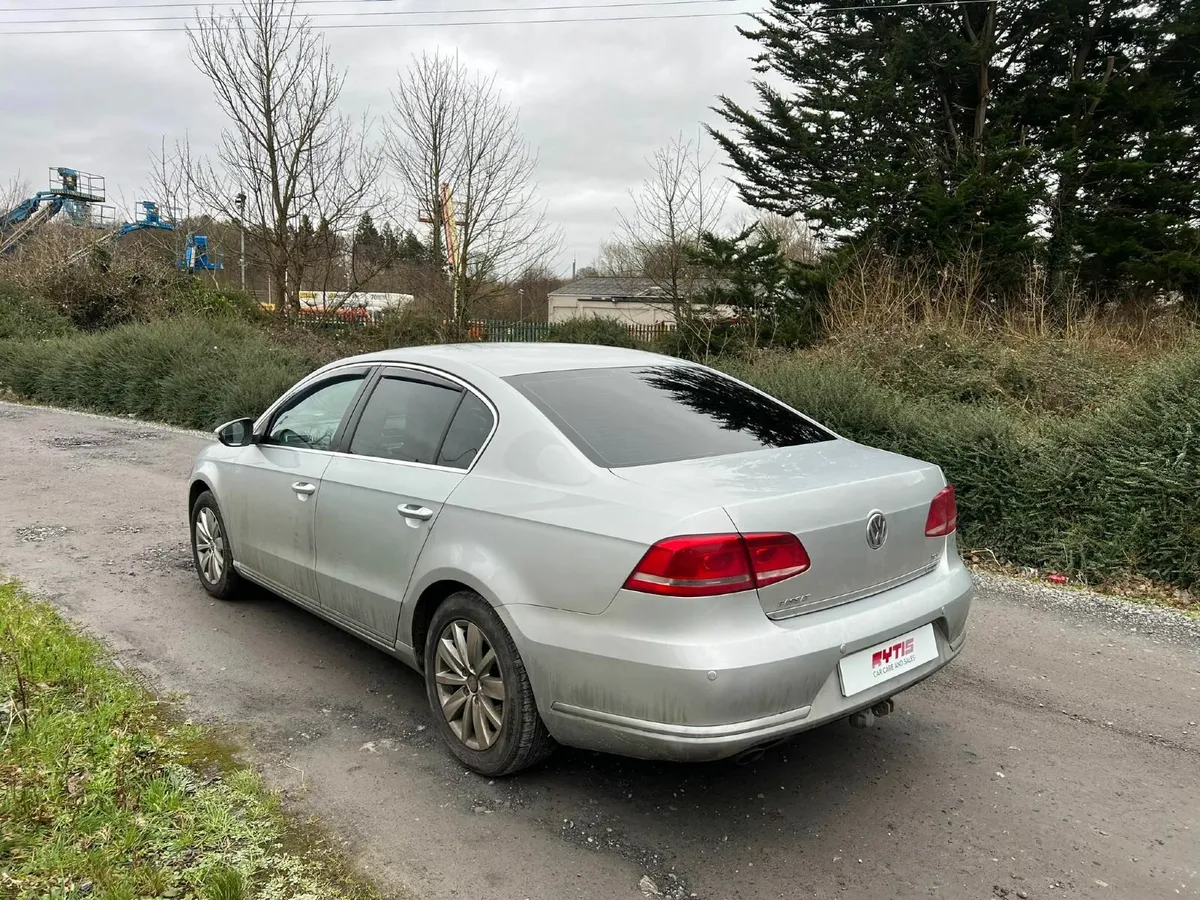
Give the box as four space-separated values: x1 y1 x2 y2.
406 472 736 620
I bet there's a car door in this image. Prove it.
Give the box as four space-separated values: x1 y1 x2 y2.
225 367 372 602
313 366 496 642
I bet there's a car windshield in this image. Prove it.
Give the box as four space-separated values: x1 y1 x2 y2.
505 364 835 468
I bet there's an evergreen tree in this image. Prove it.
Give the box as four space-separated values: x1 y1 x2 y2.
397 228 427 262
354 212 383 255
711 0 1200 303
688 225 828 342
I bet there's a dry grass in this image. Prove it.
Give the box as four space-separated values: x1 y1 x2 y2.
814 252 1199 418
823 250 1197 353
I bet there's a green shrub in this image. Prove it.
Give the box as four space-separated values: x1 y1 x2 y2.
653 322 746 361
164 281 268 321
0 285 74 340
1030 349 1200 587
361 308 442 349
545 317 642 348
0 317 317 430
727 347 1200 588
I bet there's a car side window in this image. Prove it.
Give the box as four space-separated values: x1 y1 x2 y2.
265 375 365 451
437 392 494 470
349 375 463 465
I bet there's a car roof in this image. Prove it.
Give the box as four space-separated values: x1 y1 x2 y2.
331 342 679 379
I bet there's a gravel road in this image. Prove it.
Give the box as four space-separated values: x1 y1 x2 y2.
1 401 1197 900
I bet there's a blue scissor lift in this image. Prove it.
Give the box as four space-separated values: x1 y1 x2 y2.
0 167 106 254
181 233 223 273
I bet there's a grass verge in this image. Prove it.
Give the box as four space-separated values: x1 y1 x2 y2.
0 580 380 900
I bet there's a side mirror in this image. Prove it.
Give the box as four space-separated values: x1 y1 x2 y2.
215 417 256 447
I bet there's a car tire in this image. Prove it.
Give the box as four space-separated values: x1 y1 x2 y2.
190 490 241 600
424 590 556 776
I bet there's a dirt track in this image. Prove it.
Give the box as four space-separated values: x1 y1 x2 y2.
1 401 1197 900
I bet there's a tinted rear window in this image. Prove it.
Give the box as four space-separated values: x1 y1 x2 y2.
505 365 835 468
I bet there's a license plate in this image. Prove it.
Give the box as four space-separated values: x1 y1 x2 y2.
838 623 939 697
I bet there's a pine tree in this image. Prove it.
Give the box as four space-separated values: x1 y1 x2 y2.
354 212 382 254
711 0 1037 285
711 0 1200 304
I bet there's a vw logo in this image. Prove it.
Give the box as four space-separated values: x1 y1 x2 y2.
865 511 888 550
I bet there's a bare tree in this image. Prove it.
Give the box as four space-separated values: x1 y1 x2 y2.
2 175 31 216
742 212 819 265
593 239 644 277
614 133 730 314
185 0 390 315
147 137 199 225
389 51 561 325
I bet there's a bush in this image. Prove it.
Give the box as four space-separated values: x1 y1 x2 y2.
163 281 268 321
545 317 642 348
360 308 442 349
726 347 1200 588
653 322 746 361
812 324 1131 416
1030 350 1200 587
0 317 318 430
33 254 190 331
0 284 73 341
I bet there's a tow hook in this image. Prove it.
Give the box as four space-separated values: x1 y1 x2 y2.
849 698 896 729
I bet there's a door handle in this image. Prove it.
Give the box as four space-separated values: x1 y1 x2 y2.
291 481 317 496
398 504 433 521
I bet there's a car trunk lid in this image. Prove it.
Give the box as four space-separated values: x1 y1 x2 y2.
612 440 948 618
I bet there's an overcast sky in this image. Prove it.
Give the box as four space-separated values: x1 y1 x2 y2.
0 0 761 275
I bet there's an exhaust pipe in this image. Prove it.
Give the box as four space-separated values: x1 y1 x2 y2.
733 736 788 765
849 698 896 729
734 746 767 766
871 698 895 718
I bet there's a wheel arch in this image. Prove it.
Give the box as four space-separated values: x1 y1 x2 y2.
408 579 474 668
188 477 213 513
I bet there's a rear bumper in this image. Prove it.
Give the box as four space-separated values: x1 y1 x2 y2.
496 557 972 763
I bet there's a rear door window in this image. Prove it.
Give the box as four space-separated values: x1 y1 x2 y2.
348 374 463 465
437 391 494 470
505 365 834 468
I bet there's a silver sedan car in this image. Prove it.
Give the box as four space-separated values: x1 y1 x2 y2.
188 343 972 775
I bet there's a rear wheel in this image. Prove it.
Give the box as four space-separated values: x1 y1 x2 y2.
423 590 555 776
190 490 241 600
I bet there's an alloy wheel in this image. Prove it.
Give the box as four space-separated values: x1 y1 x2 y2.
434 619 507 751
195 507 225 585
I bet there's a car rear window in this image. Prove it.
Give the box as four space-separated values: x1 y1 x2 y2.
505 365 835 468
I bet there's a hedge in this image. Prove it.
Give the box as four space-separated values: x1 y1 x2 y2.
1 314 1195 588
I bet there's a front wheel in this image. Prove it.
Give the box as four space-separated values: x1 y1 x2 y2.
190 490 241 600
424 591 555 776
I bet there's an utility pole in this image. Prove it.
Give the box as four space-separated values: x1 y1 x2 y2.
234 191 247 292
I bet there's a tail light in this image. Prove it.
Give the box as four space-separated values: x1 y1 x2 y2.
624 533 810 597
925 485 958 537
744 533 812 587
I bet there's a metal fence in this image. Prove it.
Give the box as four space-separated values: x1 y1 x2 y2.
472 320 551 342
467 320 675 343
